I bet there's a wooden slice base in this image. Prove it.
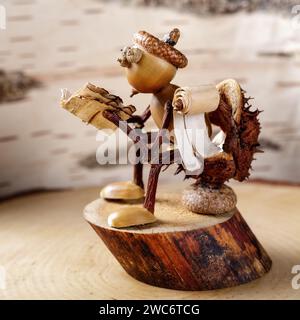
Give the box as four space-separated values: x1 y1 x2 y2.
84 193 272 291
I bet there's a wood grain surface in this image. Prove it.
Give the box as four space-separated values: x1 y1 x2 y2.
0 182 299 299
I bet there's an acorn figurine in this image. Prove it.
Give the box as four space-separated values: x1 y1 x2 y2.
61 28 261 229
61 27 271 291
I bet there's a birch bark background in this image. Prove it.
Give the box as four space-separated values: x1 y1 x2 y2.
0 0 299 198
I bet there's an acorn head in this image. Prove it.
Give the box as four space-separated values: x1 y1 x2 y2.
118 29 188 93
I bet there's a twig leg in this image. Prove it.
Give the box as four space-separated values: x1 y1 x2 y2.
133 159 144 189
103 107 150 189
143 101 173 213
131 106 151 189
143 164 163 213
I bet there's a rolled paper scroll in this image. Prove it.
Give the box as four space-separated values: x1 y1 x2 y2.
172 85 220 115
172 85 222 173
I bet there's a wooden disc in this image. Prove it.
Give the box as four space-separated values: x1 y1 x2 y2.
1 184 300 299
84 192 272 291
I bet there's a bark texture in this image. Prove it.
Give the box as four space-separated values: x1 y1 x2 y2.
89 208 272 291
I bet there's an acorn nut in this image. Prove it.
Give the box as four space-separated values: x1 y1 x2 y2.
100 181 144 200
107 206 157 228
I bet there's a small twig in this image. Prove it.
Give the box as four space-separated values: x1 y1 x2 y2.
103 109 149 189
143 164 163 213
102 109 141 144
150 101 173 157
126 105 151 128
130 89 139 98
103 104 178 165
133 161 144 189
143 101 173 213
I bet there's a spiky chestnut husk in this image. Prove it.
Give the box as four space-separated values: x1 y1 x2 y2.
234 97 262 181
176 86 262 188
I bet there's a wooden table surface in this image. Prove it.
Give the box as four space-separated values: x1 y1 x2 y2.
0 182 300 300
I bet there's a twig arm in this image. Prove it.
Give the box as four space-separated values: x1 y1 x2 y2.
102 109 141 144
126 105 151 128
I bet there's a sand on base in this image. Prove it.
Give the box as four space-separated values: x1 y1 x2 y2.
84 192 234 234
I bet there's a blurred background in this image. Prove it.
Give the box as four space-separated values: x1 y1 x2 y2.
0 0 300 199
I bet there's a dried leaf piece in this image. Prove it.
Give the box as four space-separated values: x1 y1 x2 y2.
60 83 136 131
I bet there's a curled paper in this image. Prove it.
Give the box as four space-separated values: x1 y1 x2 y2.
184 113 222 158
172 85 222 174
173 111 203 173
172 85 220 115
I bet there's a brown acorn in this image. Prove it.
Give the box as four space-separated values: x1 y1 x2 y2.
118 29 188 94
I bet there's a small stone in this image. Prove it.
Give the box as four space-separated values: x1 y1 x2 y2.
182 184 237 215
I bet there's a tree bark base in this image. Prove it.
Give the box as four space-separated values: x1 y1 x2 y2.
84 193 272 291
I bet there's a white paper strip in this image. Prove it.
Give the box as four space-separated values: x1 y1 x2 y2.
184 113 221 158
173 111 203 173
